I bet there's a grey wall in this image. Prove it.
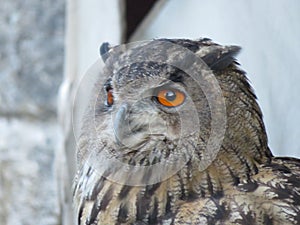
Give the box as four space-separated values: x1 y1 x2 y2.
0 0 65 224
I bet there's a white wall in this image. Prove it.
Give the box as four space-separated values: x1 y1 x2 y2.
132 0 300 157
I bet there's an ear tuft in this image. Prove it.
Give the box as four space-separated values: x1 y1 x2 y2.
202 45 241 72
99 42 111 62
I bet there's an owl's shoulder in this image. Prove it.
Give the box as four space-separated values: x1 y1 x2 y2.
170 157 300 225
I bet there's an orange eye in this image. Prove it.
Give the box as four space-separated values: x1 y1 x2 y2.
106 89 114 106
156 89 185 107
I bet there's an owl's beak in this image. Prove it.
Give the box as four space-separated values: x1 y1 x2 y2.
113 103 128 146
113 103 153 150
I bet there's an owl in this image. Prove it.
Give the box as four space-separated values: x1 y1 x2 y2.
73 38 300 225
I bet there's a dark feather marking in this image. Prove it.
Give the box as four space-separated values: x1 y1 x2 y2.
263 214 274 225
292 192 300 206
185 190 199 202
165 191 172 214
73 181 79 197
272 183 293 200
262 144 273 161
134 186 160 225
145 183 161 197
168 69 185 83
78 202 84 225
88 201 99 225
287 174 300 188
294 211 300 224
186 159 193 180
269 163 292 174
200 188 206 197
148 197 159 224
88 176 105 201
86 166 92 176
235 211 256 225
224 162 240 186
168 213 176 225
212 189 224 199
136 192 151 221
230 145 252 177
237 180 258 192
177 173 186 200
202 46 241 72
128 157 137 166
118 185 132 200
99 187 113 211
212 201 230 221
252 160 259 174
117 204 129 223
206 172 214 196
202 197 230 224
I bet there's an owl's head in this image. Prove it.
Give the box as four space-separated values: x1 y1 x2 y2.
78 39 272 185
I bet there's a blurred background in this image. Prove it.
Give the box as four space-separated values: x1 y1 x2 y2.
0 0 299 224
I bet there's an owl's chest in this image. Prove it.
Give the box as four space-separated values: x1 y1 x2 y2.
75 164 300 225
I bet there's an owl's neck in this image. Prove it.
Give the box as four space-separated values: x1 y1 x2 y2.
173 151 267 200
178 137 272 199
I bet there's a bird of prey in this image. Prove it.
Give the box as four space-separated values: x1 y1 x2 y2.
73 38 300 225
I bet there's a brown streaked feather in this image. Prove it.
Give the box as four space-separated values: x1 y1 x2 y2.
172 158 300 224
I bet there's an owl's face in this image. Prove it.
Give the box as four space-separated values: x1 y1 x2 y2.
78 39 266 185
93 61 207 167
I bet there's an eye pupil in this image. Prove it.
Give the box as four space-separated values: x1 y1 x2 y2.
156 88 185 108
165 91 176 101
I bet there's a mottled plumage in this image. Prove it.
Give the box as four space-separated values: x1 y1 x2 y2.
73 38 300 225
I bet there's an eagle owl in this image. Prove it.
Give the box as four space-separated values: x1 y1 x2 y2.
73 38 300 225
